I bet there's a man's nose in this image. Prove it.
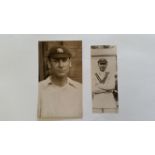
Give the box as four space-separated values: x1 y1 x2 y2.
58 60 64 67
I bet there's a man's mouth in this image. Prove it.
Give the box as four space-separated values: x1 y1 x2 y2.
58 69 66 73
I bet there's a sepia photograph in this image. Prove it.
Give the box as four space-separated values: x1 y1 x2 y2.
91 45 118 113
38 41 83 120
1 34 155 121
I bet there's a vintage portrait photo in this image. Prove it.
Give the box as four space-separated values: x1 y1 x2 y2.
38 41 83 120
91 45 118 113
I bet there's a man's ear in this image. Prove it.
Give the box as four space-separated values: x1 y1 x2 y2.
47 61 51 69
69 61 72 67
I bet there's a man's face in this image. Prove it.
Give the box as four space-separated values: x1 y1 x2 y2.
49 57 71 78
98 62 107 72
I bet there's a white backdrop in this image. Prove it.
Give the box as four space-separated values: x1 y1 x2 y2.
0 34 155 120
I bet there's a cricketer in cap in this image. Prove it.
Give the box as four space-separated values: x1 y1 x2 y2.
92 58 117 112
38 46 82 120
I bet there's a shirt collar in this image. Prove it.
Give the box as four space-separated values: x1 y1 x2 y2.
46 76 52 85
46 76 70 86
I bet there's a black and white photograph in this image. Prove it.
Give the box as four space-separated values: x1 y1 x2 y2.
91 45 118 113
38 41 83 120
0 34 155 121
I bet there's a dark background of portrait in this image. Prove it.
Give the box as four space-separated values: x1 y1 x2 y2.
39 41 82 83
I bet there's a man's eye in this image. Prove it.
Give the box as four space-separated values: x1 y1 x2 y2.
51 59 58 63
53 60 57 62
62 58 67 62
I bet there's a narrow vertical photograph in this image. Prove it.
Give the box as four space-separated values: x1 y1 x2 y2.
38 41 83 120
91 45 118 113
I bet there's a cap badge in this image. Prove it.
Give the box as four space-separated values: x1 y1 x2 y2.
57 48 64 53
